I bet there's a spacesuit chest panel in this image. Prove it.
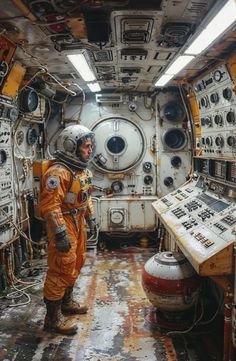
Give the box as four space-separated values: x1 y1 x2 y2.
64 171 92 205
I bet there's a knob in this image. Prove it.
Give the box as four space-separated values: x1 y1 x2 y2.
144 175 153 185
210 92 219 104
215 136 224 147
214 114 223 126
164 177 173 187
111 181 123 193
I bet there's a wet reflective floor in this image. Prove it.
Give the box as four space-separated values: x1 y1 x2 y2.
0 248 223 361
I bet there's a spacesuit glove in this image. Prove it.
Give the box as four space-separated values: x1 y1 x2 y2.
86 216 98 237
55 229 71 253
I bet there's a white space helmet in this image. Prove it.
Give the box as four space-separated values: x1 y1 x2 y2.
54 124 95 170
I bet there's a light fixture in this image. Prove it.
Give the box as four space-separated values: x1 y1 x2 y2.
155 74 174 87
67 53 96 82
87 82 101 92
185 0 236 55
166 55 195 75
154 56 194 87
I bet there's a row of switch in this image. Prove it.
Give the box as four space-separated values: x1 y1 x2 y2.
184 200 202 211
192 232 214 248
161 197 173 207
198 209 215 221
172 207 186 218
221 215 236 226
182 218 198 229
213 222 227 232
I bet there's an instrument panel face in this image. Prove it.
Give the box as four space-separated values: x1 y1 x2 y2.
0 98 16 245
152 177 236 275
0 201 17 249
0 120 14 205
193 64 236 158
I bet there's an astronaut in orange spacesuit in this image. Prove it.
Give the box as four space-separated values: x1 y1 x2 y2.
39 124 97 335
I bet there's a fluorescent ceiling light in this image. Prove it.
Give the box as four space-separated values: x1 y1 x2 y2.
67 54 96 82
185 0 236 55
87 82 101 92
155 74 174 87
166 55 195 75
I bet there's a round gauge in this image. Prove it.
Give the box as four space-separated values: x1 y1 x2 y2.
200 96 208 107
214 114 223 126
0 149 7 165
111 181 124 193
144 175 153 185
226 111 235 124
162 128 187 151
210 92 219 104
110 210 124 224
223 87 232 100
18 88 39 113
143 161 152 173
171 156 182 168
16 130 24 145
27 128 38 145
205 116 212 127
213 70 223 82
215 136 224 147
164 177 173 187
227 136 236 147
206 137 213 146
7 107 19 122
160 101 186 123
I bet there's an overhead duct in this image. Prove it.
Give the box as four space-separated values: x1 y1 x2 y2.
96 94 123 103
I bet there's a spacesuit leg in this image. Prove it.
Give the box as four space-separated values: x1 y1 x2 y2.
62 217 88 314
43 218 78 301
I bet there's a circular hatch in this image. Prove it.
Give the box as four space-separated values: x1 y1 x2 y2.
91 116 146 173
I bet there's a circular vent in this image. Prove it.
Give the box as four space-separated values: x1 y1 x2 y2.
18 88 39 113
160 101 186 123
92 116 145 173
162 128 187 150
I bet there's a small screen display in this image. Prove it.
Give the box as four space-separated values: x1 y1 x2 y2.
214 160 226 179
228 162 236 183
210 200 229 212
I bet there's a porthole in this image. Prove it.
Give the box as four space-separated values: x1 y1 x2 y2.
162 128 187 151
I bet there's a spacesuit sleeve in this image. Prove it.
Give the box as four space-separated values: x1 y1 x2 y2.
85 169 94 218
39 165 71 233
85 195 94 218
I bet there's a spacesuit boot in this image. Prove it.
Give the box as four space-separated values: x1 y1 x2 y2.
43 298 78 335
61 286 88 315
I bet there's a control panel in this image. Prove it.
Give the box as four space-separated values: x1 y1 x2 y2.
0 121 14 205
152 177 235 276
0 95 19 122
193 64 236 158
0 96 16 246
194 157 236 186
0 201 17 248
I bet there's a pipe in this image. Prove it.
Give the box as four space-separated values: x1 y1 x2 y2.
224 291 233 361
211 276 234 361
11 0 37 21
232 243 236 355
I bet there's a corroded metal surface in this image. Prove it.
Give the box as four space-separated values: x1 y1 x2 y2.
0 249 222 361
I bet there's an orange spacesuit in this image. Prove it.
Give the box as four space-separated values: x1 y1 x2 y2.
40 163 94 300
39 124 97 335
